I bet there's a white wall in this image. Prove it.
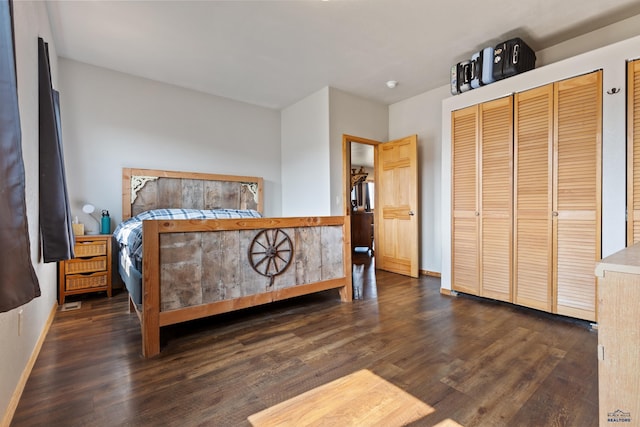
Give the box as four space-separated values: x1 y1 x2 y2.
440 35 640 290
281 87 331 216
329 88 388 215
281 87 388 217
537 13 640 67
58 59 282 228
0 2 59 424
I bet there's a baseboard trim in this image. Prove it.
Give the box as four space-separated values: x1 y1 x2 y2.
2 302 57 427
440 288 454 296
419 270 441 278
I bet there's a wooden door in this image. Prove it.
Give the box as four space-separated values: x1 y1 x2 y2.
451 106 479 295
553 71 602 321
376 135 419 278
479 97 513 302
513 84 554 311
628 59 640 245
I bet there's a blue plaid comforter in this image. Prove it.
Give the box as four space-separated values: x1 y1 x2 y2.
113 208 263 270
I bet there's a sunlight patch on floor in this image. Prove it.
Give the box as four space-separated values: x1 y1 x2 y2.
248 369 453 426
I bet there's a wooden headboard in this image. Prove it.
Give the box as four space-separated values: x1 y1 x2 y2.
122 168 263 220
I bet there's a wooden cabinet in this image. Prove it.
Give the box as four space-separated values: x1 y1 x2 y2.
595 244 640 425
351 211 374 253
58 234 112 305
452 71 602 321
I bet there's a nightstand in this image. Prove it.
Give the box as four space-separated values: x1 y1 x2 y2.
58 234 112 305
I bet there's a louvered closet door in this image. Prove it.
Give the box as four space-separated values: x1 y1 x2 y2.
452 105 479 295
554 71 602 321
514 84 554 311
628 60 640 245
479 97 513 302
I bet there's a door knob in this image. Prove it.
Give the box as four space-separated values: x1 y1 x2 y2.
409 210 415 216
552 211 558 217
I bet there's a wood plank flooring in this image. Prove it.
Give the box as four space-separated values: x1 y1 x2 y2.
11 253 598 426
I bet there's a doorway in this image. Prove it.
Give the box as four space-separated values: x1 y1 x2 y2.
350 144 375 253
343 134 419 280
344 135 380 299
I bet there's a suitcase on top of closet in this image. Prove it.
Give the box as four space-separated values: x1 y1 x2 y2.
451 63 460 95
471 47 495 89
451 61 473 94
458 60 472 92
492 37 536 81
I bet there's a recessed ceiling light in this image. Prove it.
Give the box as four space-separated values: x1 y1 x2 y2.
386 80 398 89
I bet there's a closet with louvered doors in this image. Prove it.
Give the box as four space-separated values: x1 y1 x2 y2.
451 105 480 296
514 71 602 321
451 96 513 301
554 71 602 322
513 84 554 312
479 97 514 302
628 59 640 245
453 71 602 321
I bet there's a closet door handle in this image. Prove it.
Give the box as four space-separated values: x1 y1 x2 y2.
409 210 415 216
475 211 480 216
552 211 559 217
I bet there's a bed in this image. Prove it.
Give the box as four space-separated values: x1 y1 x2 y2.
115 168 352 357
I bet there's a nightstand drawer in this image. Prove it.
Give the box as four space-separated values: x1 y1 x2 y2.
65 272 108 291
74 240 107 257
64 256 107 275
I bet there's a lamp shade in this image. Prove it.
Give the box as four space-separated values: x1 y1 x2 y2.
82 204 95 215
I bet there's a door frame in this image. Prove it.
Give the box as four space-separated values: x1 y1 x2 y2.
343 134 381 254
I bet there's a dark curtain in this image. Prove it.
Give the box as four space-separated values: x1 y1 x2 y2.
38 37 74 262
0 0 41 312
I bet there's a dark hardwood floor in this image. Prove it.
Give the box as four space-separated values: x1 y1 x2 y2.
12 252 598 426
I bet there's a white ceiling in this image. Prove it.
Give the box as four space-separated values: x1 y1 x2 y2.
46 0 640 110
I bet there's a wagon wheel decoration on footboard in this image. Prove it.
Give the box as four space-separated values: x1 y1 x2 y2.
248 229 293 287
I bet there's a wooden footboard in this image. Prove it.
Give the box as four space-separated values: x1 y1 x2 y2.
141 216 352 357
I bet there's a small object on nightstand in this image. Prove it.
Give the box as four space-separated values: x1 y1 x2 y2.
72 216 84 235
82 203 102 234
101 209 110 234
58 234 112 305
72 222 84 236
